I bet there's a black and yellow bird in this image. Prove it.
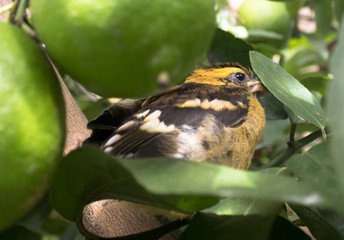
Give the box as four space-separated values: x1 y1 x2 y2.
85 62 266 170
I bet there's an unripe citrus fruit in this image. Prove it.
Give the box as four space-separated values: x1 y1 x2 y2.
238 0 293 49
0 23 64 231
30 0 216 97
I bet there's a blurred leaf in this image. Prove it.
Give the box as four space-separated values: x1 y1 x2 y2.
299 72 328 95
250 51 326 129
286 0 307 17
268 0 301 1
335 0 344 22
52 146 330 223
251 43 281 58
269 216 311 240
0 225 41 240
177 169 282 217
203 166 286 216
180 213 273 240
259 167 287 175
215 0 228 9
307 207 344 239
51 146 218 221
180 213 311 240
327 17 344 199
207 28 254 69
283 36 326 77
41 216 70 236
202 198 281 216
313 0 333 36
59 224 84 240
284 49 325 78
118 156 325 207
285 142 335 194
247 29 284 41
294 122 322 135
259 93 288 120
258 119 289 149
82 98 112 120
286 142 344 215
287 36 313 50
290 204 343 240
17 194 52 232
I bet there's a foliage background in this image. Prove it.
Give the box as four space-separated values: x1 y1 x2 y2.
1 0 344 239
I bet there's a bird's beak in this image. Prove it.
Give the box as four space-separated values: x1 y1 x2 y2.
248 77 269 97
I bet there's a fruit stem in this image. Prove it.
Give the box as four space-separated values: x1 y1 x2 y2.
13 0 28 24
21 22 37 38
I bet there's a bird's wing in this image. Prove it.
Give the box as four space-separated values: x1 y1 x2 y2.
94 83 251 157
142 83 250 128
85 98 145 146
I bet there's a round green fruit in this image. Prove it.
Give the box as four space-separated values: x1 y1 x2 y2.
238 0 293 49
0 23 64 231
30 0 216 97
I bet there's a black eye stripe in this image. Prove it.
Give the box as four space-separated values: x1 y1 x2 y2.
235 72 245 81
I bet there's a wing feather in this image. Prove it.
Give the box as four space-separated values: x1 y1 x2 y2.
86 83 251 157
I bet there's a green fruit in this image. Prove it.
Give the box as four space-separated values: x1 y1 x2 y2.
0 23 64 231
30 0 216 97
238 0 293 49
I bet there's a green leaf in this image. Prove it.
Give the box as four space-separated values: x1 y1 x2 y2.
247 29 284 40
286 142 344 215
202 168 283 216
59 224 84 240
180 213 311 240
283 37 321 76
180 213 273 240
290 204 343 240
313 0 333 36
258 93 288 120
0 225 41 240
327 16 344 199
299 72 328 95
51 146 218 221
335 0 344 22
257 119 289 149
117 157 324 206
202 198 281 216
285 105 307 125
286 0 307 17
269 216 312 240
251 43 281 58
52 146 329 223
207 28 254 68
40 217 70 236
283 48 325 77
268 0 301 1
17 194 52 232
250 51 326 129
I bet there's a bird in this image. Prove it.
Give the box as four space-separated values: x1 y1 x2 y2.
85 62 266 170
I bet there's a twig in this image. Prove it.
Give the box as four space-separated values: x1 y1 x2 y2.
262 129 323 169
287 124 297 152
13 0 27 23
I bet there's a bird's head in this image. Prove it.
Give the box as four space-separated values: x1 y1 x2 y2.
185 62 267 96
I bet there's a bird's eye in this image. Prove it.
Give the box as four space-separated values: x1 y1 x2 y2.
235 72 246 81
